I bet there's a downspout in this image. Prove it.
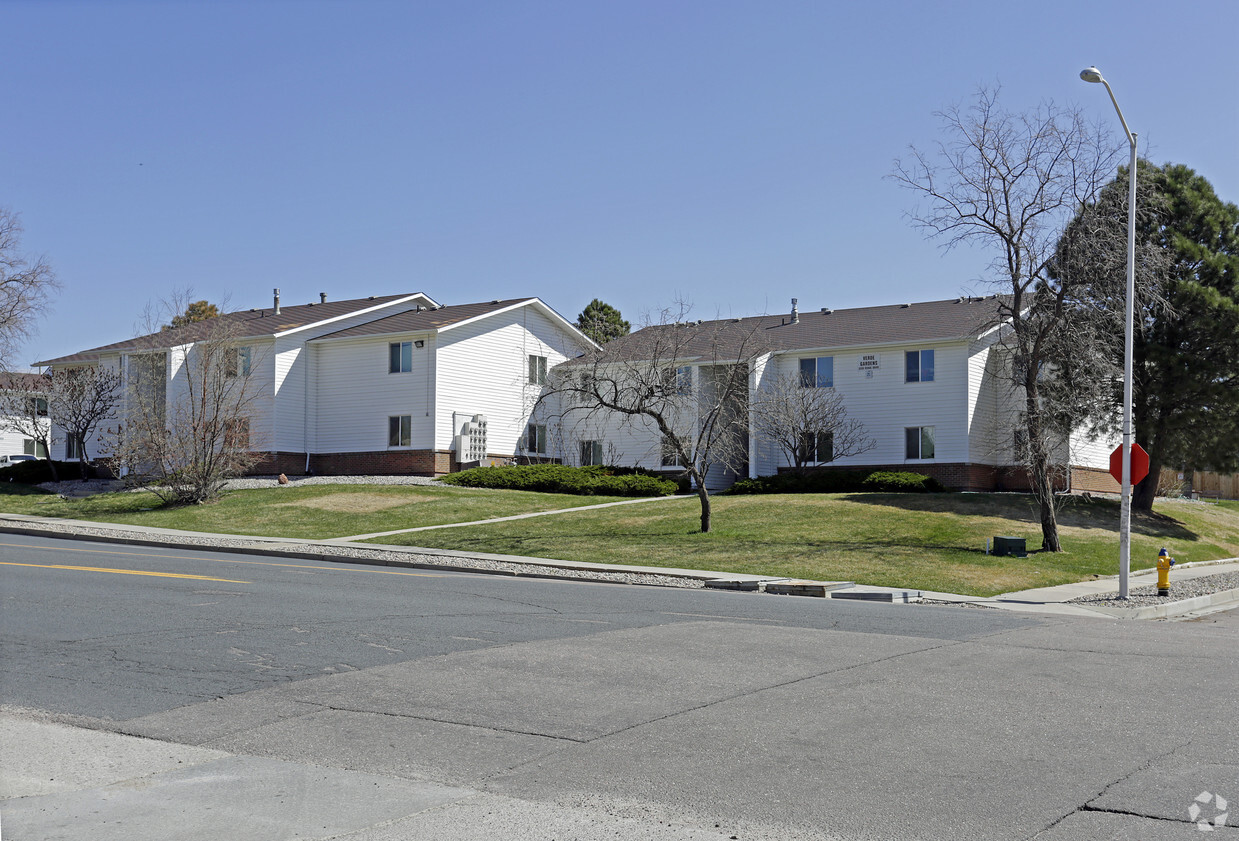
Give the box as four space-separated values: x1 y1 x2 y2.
304 344 311 474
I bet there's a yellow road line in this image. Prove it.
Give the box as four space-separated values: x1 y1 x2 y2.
0 561 248 583
0 542 445 578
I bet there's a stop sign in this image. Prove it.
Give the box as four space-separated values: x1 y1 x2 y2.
1110 443 1150 486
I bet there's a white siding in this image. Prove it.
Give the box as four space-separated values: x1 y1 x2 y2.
1070 427 1119 470
751 341 972 474
436 307 588 457
313 334 434 453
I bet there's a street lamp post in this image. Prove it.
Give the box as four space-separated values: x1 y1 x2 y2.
1080 66 1137 599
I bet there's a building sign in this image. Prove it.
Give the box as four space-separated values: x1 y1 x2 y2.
858 353 880 379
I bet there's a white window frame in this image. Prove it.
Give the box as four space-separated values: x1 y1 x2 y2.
799 430 834 464
905 426 936 460
390 342 413 374
580 440 604 466
388 414 412 447
905 349 935 383
66 437 82 460
799 356 834 388
526 423 548 454
528 354 548 386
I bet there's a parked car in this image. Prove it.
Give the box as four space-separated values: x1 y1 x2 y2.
0 454 39 467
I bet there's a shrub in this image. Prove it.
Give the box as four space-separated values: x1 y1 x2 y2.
859 471 946 493
729 469 946 495
438 464 677 497
0 459 101 485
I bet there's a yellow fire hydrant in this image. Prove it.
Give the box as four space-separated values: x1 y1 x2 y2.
1157 547 1175 597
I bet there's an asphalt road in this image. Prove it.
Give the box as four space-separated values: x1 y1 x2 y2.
2 533 1237 840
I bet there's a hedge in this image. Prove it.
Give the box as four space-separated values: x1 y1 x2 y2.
438 464 678 497
0 459 103 485
729 469 946 495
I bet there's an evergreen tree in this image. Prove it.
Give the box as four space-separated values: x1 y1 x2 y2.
576 299 630 345
163 300 220 330
1056 162 1239 509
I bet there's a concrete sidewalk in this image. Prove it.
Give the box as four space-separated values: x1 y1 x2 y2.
2 512 1236 620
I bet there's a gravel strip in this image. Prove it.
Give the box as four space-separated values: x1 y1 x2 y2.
1068 570 1239 608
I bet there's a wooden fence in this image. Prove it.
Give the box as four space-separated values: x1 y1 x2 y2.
1158 468 1239 501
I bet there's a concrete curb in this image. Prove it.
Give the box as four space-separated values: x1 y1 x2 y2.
1070 587 1239 620
3 513 1235 619
0 514 783 591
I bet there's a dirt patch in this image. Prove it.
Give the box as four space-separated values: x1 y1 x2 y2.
273 494 413 514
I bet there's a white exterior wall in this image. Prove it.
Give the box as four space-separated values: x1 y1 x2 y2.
436 307 586 457
751 341 973 475
0 416 49 457
312 333 435 453
967 341 1003 466
1069 427 1119 470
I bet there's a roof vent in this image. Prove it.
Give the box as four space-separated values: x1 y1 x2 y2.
320 293 327 304
821 307 832 314
273 288 281 315
368 296 375 300
492 299 501 304
791 298 800 324
900 303 911 308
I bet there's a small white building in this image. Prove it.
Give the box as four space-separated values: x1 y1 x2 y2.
0 373 52 459
34 292 594 475
540 296 1120 493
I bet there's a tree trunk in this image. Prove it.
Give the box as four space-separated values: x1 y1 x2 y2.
696 481 712 533
1132 457 1162 511
1033 461 1061 552
45 442 59 482
77 438 89 481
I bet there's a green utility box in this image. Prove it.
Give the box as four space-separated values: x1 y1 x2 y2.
992 536 1027 557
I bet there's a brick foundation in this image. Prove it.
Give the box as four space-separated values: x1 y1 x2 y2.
1070 466 1120 494
307 450 456 477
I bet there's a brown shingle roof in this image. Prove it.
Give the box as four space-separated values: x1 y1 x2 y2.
33 293 430 366
309 298 537 341
570 296 1007 364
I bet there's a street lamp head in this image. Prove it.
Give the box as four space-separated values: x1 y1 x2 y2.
1079 66 1105 84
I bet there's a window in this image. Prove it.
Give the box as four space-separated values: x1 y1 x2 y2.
388 415 412 447
661 434 686 467
905 349 934 383
580 440 604 466
225 346 252 377
224 418 250 451
389 342 413 374
661 366 692 395
23 439 48 458
66 437 82 460
526 423 548 454
1014 429 1029 462
798 431 834 464
905 426 935 460
528 354 548 386
799 356 834 388
28 396 48 417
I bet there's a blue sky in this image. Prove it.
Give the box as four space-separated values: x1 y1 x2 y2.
4 0 1236 367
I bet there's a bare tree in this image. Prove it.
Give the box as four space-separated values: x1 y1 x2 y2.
0 373 59 480
0 208 59 373
108 308 262 505
54 366 123 480
749 371 875 472
892 86 1128 552
541 302 765 533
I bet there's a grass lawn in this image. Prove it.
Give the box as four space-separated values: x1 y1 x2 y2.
366 492 1239 597
2 480 1235 596
0 483 635 540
